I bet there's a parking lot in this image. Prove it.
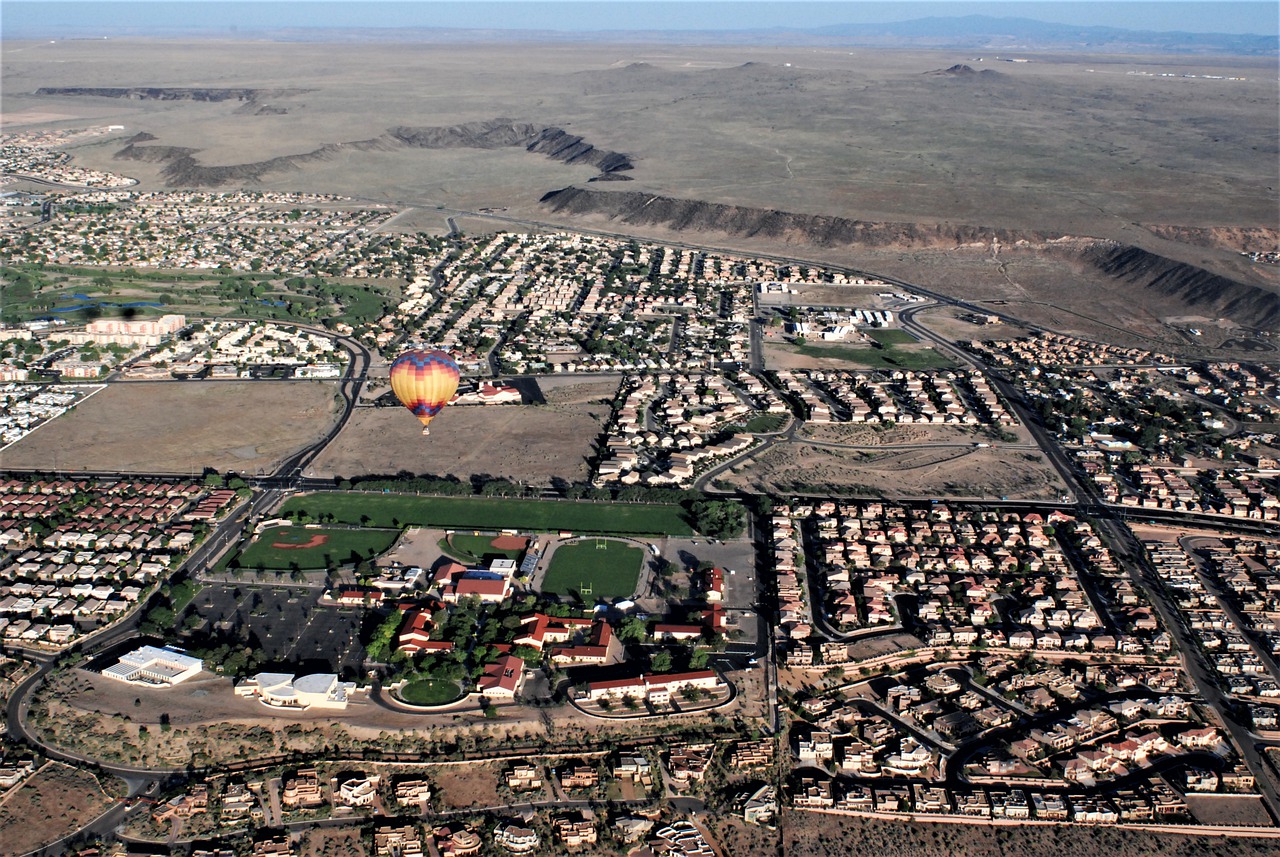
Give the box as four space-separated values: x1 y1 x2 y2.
179 582 371 676
657 535 758 610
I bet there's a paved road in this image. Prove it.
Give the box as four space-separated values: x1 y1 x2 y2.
6 202 1280 845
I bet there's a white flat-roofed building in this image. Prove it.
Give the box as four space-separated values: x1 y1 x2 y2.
235 672 360 710
101 645 203 687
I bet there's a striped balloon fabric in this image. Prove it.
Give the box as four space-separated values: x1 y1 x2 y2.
388 349 461 435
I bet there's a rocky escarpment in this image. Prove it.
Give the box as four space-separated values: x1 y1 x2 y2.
539 186 1046 249
115 119 631 186
115 137 391 185
389 120 632 174
1142 224 1280 255
1088 244 1280 331
540 186 1278 331
36 86 312 101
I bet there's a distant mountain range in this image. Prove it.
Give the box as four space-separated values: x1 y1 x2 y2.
229 16 1280 56
9 12 1277 56
802 15 1279 54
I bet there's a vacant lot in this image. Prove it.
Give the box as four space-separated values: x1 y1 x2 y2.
796 421 1025 446
541 539 645 600
780 810 1279 857
281 492 694 536
1185 793 1275 827
296 826 367 857
234 526 400 570
3 381 339 474
716 441 1067 500
432 763 506 809
0 763 113 857
306 400 607 485
765 341 953 371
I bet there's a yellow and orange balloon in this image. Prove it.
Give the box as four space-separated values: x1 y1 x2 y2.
388 348 460 435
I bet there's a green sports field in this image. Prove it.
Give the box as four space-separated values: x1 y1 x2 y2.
234 526 400 571
441 533 525 564
281 493 693 536
397 678 463 706
541 539 645 600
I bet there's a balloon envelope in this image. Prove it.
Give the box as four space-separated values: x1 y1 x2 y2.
388 349 460 431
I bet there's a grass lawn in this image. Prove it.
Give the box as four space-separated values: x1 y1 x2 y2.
738 413 788 433
867 328 919 346
397 678 463 706
790 341 952 370
234 526 400 570
440 534 525 564
281 493 693 536
542 539 645 600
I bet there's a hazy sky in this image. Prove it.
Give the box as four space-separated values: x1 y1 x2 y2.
5 1 1277 37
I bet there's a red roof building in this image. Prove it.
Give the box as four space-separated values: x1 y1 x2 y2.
584 669 721 704
653 623 704 641
514 613 595 650
397 609 455 655
476 653 526 698
549 621 623 666
444 575 511 603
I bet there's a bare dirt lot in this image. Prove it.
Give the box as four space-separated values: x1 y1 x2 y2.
795 421 1033 447
0 763 113 857
3 381 340 474
718 441 1067 500
780 810 1280 857
912 305 1036 343
1184 794 1275 827
536 376 622 406
307 401 607 485
296 827 366 857
762 341 949 372
432 763 506 809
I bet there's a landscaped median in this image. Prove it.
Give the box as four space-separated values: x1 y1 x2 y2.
279 492 695 537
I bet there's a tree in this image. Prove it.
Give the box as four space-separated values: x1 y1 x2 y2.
686 498 744 539
650 651 673 673
364 609 404 663
689 649 710 669
511 644 542 667
618 617 648 643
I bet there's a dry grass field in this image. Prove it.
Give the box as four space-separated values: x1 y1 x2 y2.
779 810 1279 857
306 401 608 484
432 763 507 809
794 421 1031 447
1184 794 1275 827
8 42 1272 234
295 827 366 857
3 381 340 474
718 440 1067 500
0 763 113 857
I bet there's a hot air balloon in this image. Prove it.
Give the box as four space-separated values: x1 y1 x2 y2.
388 348 460 435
